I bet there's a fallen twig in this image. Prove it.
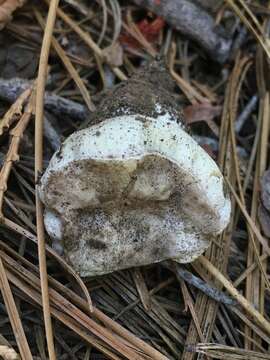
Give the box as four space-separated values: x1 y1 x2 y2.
132 0 232 63
0 78 89 122
225 0 270 60
0 93 34 217
164 261 236 306
0 86 32 136
235 94 258 133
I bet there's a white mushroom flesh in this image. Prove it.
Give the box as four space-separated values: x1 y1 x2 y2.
39 114 231 276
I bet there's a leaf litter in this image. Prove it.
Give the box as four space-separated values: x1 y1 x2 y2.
0 0 270 359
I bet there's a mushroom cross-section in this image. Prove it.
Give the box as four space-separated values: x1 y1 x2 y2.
38 112 231 277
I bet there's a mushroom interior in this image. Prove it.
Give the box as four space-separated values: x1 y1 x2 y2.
39 115 231 276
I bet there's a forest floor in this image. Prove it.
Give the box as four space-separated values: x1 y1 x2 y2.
0 0 270 359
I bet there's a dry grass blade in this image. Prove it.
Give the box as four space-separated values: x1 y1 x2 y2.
34 9 96 112
0 345 20 360
0 334 19 360
0 235 167 359
35 0 60 359
2 216 99 318
180 280 205 345
227 56 270 323
6 271 123 360
225 0 270 59
132 268 152 311
0 256 32 359
168 42 209 105
182 52 243 360
232 307 270 347
0 248 168 360
198 256 270 336
233 254 268 288
227 181 270 258
245 94 269 347
193 343 270 359
43 0 127 81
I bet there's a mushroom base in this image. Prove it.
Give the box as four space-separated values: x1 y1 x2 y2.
45 206 211 277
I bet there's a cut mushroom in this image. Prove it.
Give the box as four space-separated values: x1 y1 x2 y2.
39 111 231 277
39 62 231 277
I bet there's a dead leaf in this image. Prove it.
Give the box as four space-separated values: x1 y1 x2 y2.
183 103 222 124
183 102 221 136
0 0 27 30
120 16 164 51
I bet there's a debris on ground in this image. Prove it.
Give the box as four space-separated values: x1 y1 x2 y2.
0 1 270 359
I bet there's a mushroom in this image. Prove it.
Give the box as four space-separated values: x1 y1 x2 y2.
38 62 231 277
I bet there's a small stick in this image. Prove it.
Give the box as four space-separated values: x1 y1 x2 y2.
0 86 32 135
132 0 232 63
0 97 34 217
0 78 89 122
235 94 258 133
165 261 236 306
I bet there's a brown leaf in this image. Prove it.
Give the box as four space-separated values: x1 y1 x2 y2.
183 102 221 136
183 103 222 124
0 0 27 30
